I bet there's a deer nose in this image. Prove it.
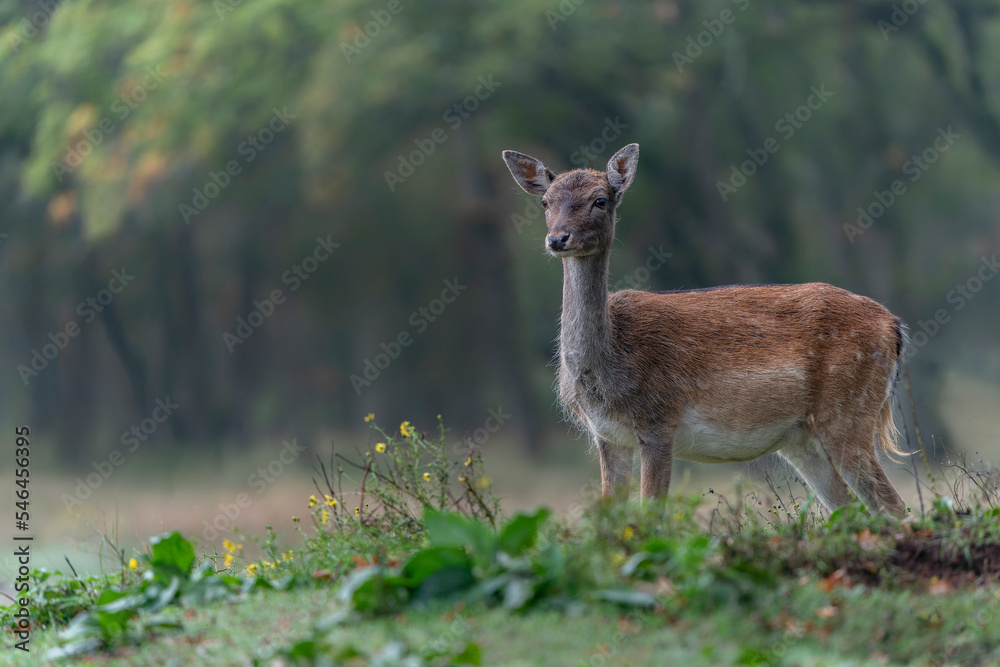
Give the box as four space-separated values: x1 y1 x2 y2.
547 233 570 251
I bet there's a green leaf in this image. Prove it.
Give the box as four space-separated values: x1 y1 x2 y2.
403 547 476 605
149 531 196 578
453 642 483 665
424 510 496 564
501 577 534 610
498 508 551 557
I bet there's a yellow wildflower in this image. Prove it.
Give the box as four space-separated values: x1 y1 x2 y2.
292 515 299 522
325 494 337 506
308 494 318 508
611 553 626 567
355 506 360 516
364 413 375 423
400 421 414 437
422 472 432 482
375 442 386 453
464 456 472 467
282 550 294 562
478 475 492 489
224 553 234 568
246 563 258 576
128 558 138 570
458 476 467 483
223 539 241 553
320 509 330 525
365 451 371 457
622 526 635 541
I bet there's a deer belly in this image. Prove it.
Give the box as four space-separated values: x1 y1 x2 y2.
671 410 803 463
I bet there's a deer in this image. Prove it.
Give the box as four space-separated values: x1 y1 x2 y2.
502 143 907 515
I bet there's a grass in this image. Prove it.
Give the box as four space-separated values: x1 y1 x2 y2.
5 416 1000 666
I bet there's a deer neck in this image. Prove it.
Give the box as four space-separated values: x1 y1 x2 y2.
559 250 611 375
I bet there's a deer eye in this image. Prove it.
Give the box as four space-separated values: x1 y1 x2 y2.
541 200 548 209
594 197 607 209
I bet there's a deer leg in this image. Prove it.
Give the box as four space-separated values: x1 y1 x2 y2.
831 440 906 516
638 433 672 500
811 419 906 516
597 437 631 497
778 434 853 513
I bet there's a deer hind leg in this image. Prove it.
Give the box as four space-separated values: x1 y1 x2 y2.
810 418 906 516
637 431 673 501
597 437 632 497
778 432 853 512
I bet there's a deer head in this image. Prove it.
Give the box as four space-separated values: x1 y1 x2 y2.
503 144 639 258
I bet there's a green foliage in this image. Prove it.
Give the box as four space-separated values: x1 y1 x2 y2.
338 507 564 614
23 530 289 659
290 416 502 583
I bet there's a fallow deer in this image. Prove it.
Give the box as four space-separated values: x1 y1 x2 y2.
502 143 907 515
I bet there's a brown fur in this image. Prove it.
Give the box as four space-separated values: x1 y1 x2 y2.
502 144 906 515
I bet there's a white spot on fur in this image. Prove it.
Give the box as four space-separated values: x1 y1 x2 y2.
855 351 863 361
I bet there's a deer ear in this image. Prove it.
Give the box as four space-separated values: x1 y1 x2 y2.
606 143 639 197
502 150 555 197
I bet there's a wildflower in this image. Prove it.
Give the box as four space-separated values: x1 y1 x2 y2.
246 563 259 576
292 515 299 522
224 553 234 568
478 475 492 489
611 553 626 567
400 420 414 438
355 506 360 516
128 558 138 570
375 442 386 453
365 451 371 457
464 456 472 467
309 494 318 508
622 526 635 541
458 476 467 483
320 509 330 525
223 539 241 553
325 494 337 507
423 472 432 482
282 550 294 562
365 413 375 423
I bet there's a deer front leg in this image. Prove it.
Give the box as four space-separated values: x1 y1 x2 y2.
597 437 631 497
638 434 672 500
